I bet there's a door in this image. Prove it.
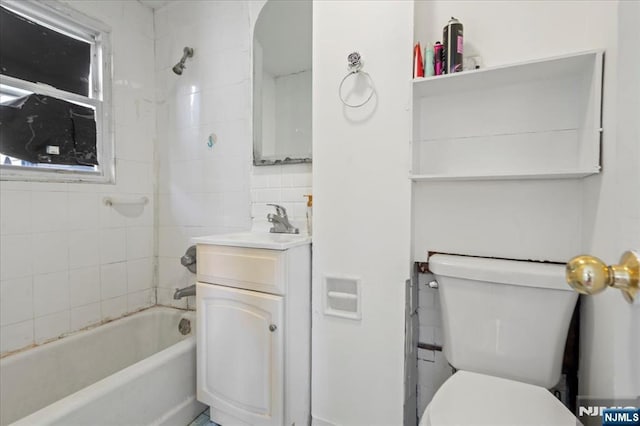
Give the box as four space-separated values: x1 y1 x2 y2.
196 282 284 426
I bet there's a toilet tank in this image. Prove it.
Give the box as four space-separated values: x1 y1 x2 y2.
429 254 578 389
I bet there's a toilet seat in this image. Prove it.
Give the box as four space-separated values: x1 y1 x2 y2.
420 371 577 426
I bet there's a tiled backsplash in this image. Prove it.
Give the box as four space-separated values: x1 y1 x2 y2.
251 163 312 232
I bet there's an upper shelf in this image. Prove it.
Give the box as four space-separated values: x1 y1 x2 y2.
411 50 604 181
413 49 604 98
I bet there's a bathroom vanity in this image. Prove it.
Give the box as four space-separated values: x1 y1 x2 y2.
193 232 311 426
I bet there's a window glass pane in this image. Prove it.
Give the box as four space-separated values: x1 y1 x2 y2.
0 93 98 167
0 6 91 96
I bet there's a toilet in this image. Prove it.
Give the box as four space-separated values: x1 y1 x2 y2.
419 254 579 426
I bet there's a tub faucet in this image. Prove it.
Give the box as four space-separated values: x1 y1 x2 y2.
174 284 195 300
267 204 299 234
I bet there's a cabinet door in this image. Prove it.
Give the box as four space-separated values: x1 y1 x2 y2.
196 283 283 426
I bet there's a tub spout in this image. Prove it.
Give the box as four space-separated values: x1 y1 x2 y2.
173 284 196 300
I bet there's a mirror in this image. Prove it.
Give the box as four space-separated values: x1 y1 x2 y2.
253 0 312 166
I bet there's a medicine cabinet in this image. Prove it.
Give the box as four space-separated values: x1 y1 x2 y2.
411 50 604 181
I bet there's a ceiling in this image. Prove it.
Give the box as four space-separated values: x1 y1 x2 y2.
137 0 173 10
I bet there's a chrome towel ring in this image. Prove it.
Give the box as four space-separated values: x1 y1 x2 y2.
339 52 375 108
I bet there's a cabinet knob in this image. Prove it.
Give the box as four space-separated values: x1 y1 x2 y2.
269 324 277 332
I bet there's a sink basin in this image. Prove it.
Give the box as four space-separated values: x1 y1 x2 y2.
192 232 311 250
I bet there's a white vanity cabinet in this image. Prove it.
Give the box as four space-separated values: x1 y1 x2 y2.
194 235 311 426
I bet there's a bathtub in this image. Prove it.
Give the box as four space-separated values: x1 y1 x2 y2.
0 307 205 426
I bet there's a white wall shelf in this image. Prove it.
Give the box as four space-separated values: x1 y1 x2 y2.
411 50 604 181
410 168 600 182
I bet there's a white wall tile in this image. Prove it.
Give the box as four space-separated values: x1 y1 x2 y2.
281 187 311 203
127 289 154 312
418 307 441 328
0 320 33 354
0 190 31 235
34 311 70 344
117 124 154 163
417 348 436 363
31 191 68 232
67 193 99 230
117 161 153 194
99 203 127 229
69 230 100 269
127 258 153 292
252 188 281 203
33 271 69 317
201 193 225 227
158 227 190 258
70 302 101 330
0 234 33 280
419 325 435 345
157 287 187 309
69 266 101 308
100 228 126 264
101 295 128 321
32 232 69 275
126 227 153 260
126 198 154 228
0 277 33 326
223 191 251 228
158 256 186 289
100 262 127 299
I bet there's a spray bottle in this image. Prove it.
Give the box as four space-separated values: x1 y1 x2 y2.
304 195 313 236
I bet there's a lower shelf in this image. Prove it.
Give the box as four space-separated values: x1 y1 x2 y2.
409 168 600 182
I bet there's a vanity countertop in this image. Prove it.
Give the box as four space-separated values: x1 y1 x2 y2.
192 232 311 251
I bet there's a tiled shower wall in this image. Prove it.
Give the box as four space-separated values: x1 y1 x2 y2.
154 1 253 308
154 0 313 310
0 1 156 355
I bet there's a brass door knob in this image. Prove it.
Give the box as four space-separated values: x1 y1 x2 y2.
566 251 639 303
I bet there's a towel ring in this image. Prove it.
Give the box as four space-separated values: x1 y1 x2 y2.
339 52 375 108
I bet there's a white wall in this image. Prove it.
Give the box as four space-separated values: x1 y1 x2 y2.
413 0 639 405
154 1 253 309
0 0 156 355
313 2 412 425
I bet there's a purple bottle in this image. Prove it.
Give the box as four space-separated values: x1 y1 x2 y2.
433 42 444 75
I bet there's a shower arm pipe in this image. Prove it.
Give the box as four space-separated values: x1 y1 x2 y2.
173 47 194 75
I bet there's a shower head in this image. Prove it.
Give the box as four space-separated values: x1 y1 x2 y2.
172 46 194 75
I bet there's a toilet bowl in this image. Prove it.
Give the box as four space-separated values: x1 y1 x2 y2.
419 254 579 426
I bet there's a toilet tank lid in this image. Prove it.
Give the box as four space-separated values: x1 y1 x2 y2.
429 254 572 291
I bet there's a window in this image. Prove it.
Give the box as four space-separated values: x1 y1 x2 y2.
0 0 112 183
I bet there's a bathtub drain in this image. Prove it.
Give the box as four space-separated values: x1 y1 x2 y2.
179 318 191 335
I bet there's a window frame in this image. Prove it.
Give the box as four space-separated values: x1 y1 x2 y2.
0 0 113 184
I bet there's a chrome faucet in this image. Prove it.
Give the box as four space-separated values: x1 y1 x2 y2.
267 204 299 234
173 284 195 300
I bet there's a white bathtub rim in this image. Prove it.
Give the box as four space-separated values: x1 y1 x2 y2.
9 335 196 426
1 306 192 360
